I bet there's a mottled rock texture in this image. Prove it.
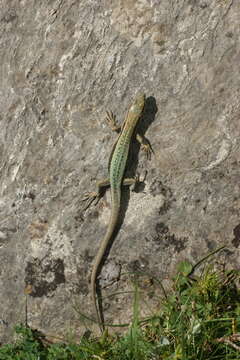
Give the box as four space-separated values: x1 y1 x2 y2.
0 0 239 342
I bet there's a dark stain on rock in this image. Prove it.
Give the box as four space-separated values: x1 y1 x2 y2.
23 191 36 201
128 259 142 273
74 277 88 295
1 9 17 23
205 238 217 250
25 258 65 297
154 222 188 253
149 180 174 215
128 256 150 273
232 224 240 248
150 179 172 198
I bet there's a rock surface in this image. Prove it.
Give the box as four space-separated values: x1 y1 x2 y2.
0 0 239 342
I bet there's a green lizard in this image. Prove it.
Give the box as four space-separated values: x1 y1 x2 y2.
83 93 152 332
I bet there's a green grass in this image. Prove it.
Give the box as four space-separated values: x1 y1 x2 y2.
1 247 239 359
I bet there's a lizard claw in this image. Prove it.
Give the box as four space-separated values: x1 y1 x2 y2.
81 192 100 210
136 134 153 160
135 170 147 183
141 142 153 160
106 111 120 132
134 172 140 183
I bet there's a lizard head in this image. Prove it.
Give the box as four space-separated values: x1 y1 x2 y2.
132 93 145 114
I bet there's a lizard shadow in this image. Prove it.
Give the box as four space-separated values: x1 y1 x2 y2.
95 95 158 327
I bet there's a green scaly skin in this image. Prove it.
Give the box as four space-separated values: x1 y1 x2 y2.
90 93 146 332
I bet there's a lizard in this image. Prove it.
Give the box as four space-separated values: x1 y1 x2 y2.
83 93 152 332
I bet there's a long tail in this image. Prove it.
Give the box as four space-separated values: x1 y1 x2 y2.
90 197 120 332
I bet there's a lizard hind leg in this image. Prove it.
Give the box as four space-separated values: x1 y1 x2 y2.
81 178 110 211
122 171 147 192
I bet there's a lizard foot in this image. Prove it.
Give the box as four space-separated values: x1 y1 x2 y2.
106 111 121 132
136 134 154 160
141 142 154 160
81 192 101 210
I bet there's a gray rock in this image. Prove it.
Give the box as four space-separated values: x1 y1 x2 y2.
0 0 239 342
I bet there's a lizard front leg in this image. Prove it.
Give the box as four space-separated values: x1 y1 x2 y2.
105 110 121 133
136 133 154 160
